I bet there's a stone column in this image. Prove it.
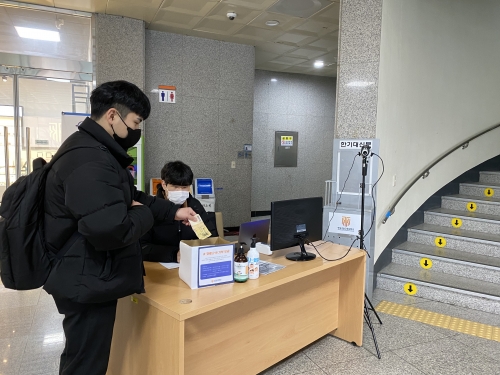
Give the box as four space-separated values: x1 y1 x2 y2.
335 0 383 139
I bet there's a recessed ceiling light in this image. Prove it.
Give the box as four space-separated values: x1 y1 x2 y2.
47 78 70 83
314 60 324 68
271 78 278 82
15 26 60 42
266 20 280 27
346 81 375 87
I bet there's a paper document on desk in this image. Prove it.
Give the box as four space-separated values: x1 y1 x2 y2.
259 260 285 276
189 214 212 240
160 262 180 269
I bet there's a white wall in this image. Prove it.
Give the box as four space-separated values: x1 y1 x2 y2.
375 0 500 260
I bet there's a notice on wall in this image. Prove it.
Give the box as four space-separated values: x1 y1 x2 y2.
327 212 361 235
158 85 176 103
280 135 293 146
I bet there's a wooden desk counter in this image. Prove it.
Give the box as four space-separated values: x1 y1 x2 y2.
108 242 366 375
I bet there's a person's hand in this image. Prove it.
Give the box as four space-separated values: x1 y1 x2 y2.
177 251 181 263
175 207 197 225
131 200 143 207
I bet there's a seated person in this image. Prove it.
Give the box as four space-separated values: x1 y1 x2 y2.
141 161 218 262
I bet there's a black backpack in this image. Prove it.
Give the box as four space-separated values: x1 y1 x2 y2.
0 147 82 290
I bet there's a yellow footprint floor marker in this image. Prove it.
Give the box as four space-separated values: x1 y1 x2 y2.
376 300 500 342
467 202 477 212
420 258 433 269
484 188 494 197
435 237 446 247
451 218 462 228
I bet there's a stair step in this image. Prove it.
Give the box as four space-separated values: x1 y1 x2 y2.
377 263 500 315
479 171 500 185
424 208 500 235
407 223 500 258
392 243 500 284
442 194 500 215
459 182 500 198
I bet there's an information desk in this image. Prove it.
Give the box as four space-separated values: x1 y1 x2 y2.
107 242 366 375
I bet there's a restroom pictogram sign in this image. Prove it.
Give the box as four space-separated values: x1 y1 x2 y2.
159 85 176 103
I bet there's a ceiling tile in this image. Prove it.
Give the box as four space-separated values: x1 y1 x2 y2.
194 18 246 35
270 55 307 66
220 0 278 11
248 11 305 32
151 9 202 29
1 0 339 77
234 25 282 42
54 0 106 13
106 0 163 23
310 1 340 24
268 0 332 19
287 47 326 59
255 61 293 71
274 32 314 45
308 37 336 50
158 0 218 16
255 50 280 65
254 41 297 54
294 19 337 36
314 50 337 64
205 2 262 24
295 60 318 68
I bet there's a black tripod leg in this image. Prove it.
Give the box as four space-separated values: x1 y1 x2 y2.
364 302 381 359
365 294 382 325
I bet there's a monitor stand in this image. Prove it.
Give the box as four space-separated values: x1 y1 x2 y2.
286 234 316 261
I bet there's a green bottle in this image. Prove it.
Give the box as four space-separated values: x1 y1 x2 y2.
234 243 248 283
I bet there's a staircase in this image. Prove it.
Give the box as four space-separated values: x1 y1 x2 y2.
377 170 500 315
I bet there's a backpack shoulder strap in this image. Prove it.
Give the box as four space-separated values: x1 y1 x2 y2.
47 144 100 168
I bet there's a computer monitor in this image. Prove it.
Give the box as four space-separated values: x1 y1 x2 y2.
271 197 323 261
238 219 270 252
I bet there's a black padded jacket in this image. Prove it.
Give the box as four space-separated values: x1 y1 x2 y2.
140 185 218 263
43 118 180 303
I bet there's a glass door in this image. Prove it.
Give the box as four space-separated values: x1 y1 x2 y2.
19 76 91 172
0 74 92 202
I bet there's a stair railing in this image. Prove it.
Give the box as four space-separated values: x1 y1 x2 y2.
383 122 500 224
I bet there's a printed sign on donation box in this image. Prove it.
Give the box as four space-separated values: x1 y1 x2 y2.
179 237 235 289
198 245 234 288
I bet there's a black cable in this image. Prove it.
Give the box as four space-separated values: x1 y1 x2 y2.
308 237 358 262
364 153 385 239
322 153 359 241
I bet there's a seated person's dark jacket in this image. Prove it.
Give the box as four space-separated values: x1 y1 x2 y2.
140 186 218 262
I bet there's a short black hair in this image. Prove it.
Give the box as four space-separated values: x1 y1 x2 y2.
161 161 194 186
90 80 151 121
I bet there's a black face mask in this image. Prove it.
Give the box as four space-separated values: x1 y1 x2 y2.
112 114 142 151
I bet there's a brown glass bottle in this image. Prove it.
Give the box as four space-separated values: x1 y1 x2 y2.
234 243 248 283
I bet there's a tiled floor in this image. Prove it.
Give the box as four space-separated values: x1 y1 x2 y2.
0 285 498 375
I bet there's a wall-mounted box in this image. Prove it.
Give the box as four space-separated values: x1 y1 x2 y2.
274 131 298 167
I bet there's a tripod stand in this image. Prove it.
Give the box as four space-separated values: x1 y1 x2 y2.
359 145 383 359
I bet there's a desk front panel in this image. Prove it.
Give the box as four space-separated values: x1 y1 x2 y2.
184 267 340 375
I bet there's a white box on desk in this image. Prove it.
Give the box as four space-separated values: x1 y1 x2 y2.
179 237 235 289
